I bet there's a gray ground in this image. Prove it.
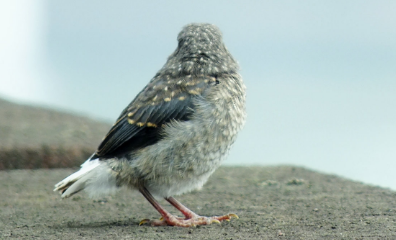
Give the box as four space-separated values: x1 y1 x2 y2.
1 166 395 239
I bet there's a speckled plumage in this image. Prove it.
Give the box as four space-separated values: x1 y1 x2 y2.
55 23 246 227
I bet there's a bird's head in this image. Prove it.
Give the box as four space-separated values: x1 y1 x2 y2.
162 23 238 77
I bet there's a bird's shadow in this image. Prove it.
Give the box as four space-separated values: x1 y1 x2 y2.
49 219 142 229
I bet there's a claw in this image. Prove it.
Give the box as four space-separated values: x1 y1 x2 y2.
228 213 239 219
139 219 150 226
159 217 164 220
211 219 221 225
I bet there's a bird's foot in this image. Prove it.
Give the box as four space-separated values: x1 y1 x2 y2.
140 213 238 227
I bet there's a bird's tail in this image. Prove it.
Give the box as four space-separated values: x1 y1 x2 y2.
54 158 117 198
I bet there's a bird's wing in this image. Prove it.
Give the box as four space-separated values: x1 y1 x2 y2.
92 75 218 159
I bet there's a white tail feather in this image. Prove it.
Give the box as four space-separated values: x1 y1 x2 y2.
54 158 118 198
61 169 97 197
55 160 100 187
54 159 102 198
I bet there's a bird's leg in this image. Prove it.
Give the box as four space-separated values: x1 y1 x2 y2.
165 196 198 219
166 196 238 222
139 187 198 227
139 187 237 227
138 187 175 225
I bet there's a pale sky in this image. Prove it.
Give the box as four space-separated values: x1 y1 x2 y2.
0 1 395 190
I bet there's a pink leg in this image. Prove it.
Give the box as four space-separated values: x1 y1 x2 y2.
165 197 198 219
166 196 237 222
139 187 238 227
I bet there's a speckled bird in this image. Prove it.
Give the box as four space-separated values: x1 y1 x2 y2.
54 23 246 227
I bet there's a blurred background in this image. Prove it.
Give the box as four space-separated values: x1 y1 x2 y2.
0 1 395 189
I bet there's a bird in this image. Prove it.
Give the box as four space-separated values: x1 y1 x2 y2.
54 23 246 227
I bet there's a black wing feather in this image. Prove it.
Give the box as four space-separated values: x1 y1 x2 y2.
93 93 194 159
91 75 217 159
